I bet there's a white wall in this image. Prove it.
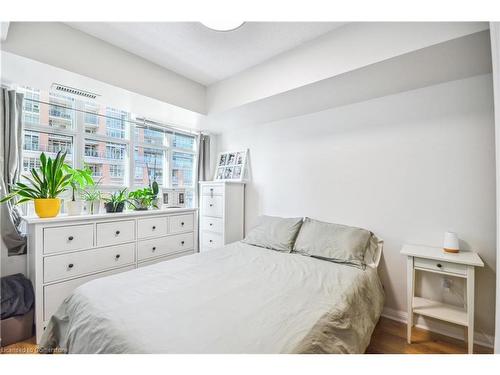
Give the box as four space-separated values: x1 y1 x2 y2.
207 22 489 114
216 74 497 343
0 22 206 114
489 22 500 353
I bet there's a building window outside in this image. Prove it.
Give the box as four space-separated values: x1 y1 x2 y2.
19 87 197 206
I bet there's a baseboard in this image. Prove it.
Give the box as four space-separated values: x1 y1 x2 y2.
381 307 495 349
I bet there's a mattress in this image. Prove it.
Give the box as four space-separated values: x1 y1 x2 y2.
40 241 384 353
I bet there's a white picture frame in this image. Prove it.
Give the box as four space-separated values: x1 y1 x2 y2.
214 149 248 182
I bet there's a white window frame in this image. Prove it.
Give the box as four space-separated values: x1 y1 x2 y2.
21 94 199 201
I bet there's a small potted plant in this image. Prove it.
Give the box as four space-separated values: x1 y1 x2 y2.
0 152 72 218
81 183 102 215
103 188 128 213
128 187 157 211
63 165 94 216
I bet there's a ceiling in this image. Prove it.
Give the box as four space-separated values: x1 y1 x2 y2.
66 22 344 86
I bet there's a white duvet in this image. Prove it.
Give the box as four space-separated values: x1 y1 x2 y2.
40 241 384 353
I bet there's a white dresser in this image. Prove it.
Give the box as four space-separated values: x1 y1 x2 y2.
199 181 245 252
22 208 198 342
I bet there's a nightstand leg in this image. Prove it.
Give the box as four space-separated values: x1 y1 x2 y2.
407 256 414 344
466 266 475 354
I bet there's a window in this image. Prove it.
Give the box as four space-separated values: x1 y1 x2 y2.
88 163 102 177
48 92 75 129
48 135 73 155
84 139 127 186
23 157 41 173
24 131 39 151
18 86 198 207
106 108 127 139
23 87 40 125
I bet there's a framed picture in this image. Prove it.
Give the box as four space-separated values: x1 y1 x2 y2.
214 149 248 182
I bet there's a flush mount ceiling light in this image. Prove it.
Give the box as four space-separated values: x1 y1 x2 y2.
200 21 245 32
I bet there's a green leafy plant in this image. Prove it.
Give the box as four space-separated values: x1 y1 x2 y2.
128 187 157 210
103 188 128 213
62 165 94 201
81 178 102 202
0 151 72 204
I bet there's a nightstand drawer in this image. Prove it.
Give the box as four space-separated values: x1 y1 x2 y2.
414 257 467 276
201 185 224 196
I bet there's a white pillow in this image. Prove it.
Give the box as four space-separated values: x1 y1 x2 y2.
242 215 303 252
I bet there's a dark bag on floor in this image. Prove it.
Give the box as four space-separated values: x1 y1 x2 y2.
1 273 34 319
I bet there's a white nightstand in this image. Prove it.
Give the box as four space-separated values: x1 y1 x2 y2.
401 244 484 354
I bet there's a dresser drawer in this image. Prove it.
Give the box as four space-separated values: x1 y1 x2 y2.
138 250 195 268
137 216 168 239
201 185 224 196
138 233 194 261
169 214 194 233
96 220 135 246
201 232 223 250
44 224 94 254
202 196 223 218
201 216 223 234
44 243 135 283
43 265 134 321
414 257 467 276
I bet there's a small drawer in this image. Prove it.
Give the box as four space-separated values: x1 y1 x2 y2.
44 243 135 283
44 224 94 254
201 232 223 250
137 216 168 239
201 184 224 196
138 250 195 268
43 265 134 321
202 196 223 218
138 233 194 261
414 257 467 276
201 216 223 234
169 214 194 233
96 220 135 246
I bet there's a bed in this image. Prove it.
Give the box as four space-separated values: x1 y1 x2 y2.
40 238 384 354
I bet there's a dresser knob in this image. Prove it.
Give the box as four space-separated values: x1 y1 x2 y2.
209 240 213 243
209 204 213 207
68 263 74 269
152 247 156 251
115 254 121 260
181 222 184 226
115 230 120 235
152 226 156 230
68 236 74 241
181 241 185 245
209 223 213 226
437 263 442 268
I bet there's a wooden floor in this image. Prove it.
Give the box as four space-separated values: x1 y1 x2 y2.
0 317 493 354
366 317 492 354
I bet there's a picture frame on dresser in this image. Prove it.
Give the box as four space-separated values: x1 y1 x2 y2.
214 149 248 182
21 208 198 343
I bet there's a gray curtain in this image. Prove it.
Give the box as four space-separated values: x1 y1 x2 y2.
197 134 211 182
0 88 27 255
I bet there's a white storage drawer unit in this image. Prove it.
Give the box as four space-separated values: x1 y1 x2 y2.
137 216 168 239
199 181 245 252
96 220 136 246
23 208 198 343
43 224 94 254
414 257 467 276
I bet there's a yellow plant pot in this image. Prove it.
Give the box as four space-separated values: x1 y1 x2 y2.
34 198 61 218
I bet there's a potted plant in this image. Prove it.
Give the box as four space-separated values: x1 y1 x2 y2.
128 187 158 211
62 165 94 216
0 152 72 218
103 188 128 213
81 184 102 215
